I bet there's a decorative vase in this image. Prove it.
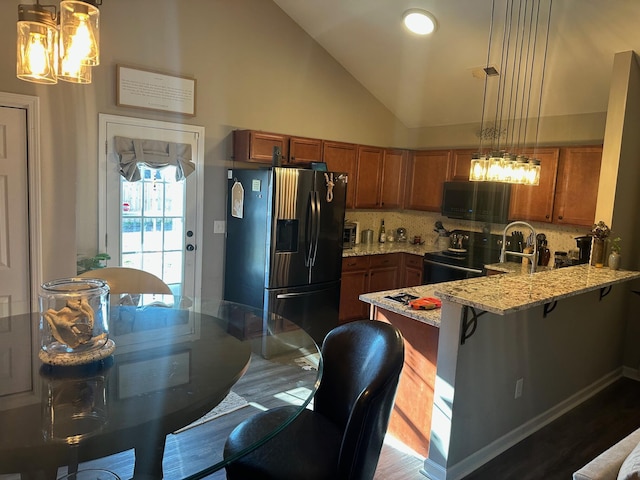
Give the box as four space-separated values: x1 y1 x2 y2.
608 251 621 270
591 238 605 268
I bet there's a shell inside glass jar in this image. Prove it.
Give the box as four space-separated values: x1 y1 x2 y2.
39 278 110 362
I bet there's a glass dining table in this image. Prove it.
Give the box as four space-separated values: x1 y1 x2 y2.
0 297 322 480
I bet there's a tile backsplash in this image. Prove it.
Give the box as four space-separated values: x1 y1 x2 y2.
345 210 593 257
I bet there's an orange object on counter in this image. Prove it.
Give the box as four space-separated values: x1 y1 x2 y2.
409 297 442 310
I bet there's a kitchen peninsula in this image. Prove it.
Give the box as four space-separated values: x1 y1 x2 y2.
360 265 640 480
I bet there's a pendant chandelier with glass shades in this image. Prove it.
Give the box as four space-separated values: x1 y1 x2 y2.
16 0 101 85
469 0 553 186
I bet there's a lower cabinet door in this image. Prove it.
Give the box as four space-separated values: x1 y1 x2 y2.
339 270 370 323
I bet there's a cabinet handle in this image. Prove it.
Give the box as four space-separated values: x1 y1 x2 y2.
545 214 550 219
558 215 563 220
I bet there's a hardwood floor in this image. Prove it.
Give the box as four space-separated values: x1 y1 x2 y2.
462 377 640 480
51 376 640 480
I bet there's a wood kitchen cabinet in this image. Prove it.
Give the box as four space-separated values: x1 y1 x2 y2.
508 148 560 223
233 129 322 165
288 136 323 165
401 253 423 287
405 150 452 211
233 130 288 163
354 146 407 209
339 253 401 323
323 141 358 209
553 146 602 226
339 256 373 323
368 254 400 292
449 149 477 181
508 145 602 227
354 146 383 208
380 149 408 209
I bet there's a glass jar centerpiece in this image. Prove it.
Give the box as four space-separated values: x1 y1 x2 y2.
39 278 114 365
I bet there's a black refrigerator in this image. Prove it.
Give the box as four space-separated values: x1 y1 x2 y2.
224 167 347 344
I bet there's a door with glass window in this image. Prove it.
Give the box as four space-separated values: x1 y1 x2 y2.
99 114 204 302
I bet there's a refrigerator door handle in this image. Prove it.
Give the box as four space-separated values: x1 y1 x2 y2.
310 191 321 267
276 285 336 299
305 191 314 267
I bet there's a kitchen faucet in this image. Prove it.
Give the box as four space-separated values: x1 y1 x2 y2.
500 221 538 274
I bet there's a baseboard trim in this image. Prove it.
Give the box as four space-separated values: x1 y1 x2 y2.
421 459 446 480
440 369 623 480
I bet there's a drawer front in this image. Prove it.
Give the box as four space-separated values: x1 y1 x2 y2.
342 256 370 271
369 253 400 269
404 254 423 269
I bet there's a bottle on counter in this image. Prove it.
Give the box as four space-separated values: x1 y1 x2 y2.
379 219 386 243
538 240 551 266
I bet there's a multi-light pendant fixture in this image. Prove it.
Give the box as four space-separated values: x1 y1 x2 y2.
469 0 553 186
16 0 101 85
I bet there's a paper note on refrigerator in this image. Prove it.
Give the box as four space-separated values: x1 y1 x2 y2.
231 181 244 219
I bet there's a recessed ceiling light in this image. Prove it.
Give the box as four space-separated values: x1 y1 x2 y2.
402 9 437 35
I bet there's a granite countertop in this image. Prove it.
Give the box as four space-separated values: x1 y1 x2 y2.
435 264 640 315
342 242 439 257
484 261 554 274
359 285 443 327
359 264 640 325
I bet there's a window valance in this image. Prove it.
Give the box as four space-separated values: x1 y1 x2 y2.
114 136 195 182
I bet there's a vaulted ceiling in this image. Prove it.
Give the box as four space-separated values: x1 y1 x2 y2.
273 0 640 129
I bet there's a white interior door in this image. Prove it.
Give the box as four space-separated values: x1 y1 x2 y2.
0 105 33 397
98 114 204 303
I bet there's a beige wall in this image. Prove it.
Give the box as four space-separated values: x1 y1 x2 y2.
0 0 409 296
406 111 606 150
0 0 622 301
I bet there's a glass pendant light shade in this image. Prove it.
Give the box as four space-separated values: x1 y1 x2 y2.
486 153 504 182
60 1 99 67
16 4 58 84
527 158 541 186
469 154 488 181
58 60 91 83
514 155 528 184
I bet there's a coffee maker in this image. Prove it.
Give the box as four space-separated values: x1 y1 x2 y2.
575 236 593 264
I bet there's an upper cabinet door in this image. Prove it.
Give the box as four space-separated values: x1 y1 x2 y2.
554 146 603 226
323 141 358 209
380 149 407 209
233 130 288 164
354 146 384 209
509 148 560 223
405 150 451 211
289 136 323 165
450 149 476 181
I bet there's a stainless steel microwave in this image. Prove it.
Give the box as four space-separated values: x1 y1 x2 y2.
441 181 511 224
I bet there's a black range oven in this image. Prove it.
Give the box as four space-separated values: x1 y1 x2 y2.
423 230 503 285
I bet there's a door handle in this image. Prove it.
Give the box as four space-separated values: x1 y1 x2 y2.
186 244 195 251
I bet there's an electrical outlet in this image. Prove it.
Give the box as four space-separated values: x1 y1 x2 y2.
515 378 524 399
213 220 226 234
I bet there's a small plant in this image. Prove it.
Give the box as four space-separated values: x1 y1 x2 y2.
610 237 622 254
77 253 111 274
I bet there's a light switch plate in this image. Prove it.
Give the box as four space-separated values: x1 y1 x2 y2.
214 220 226 234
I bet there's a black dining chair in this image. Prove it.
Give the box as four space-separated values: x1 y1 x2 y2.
223 319 405 480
